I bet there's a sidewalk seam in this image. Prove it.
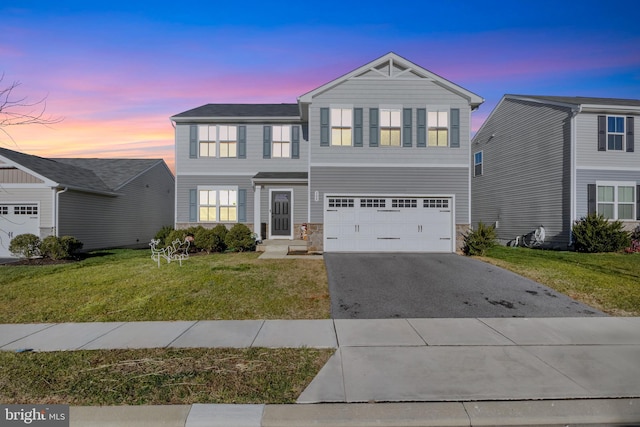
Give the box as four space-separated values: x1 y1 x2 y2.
0 323 58 349
476 317 518 345
76 322 128 350
249 320 266 347
165 320 199 348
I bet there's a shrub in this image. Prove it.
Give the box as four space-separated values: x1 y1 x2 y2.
165 229 189 247
154 225 174 243
224 224 256 252
625 225 640 254
211 224 229 252
572 213 631 253
194 226 228 253
9 234 41 258
463 222 496 256
40 236 67 260
60 236 83 256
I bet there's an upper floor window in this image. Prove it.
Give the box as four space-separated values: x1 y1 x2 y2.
272 125 291 158
474 151 483 176
380 109 401 146
597 182 635 220
198 187 237 222
198 125 237 158
607 116 625 151
331 108 352 146
428 110 449 147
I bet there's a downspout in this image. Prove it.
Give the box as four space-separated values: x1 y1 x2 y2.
569 105 582 246
54 187 69 237
171 119 178 229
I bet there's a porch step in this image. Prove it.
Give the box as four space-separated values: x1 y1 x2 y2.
288 245 309 255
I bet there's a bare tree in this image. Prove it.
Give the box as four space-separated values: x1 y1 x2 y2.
0 72 63 143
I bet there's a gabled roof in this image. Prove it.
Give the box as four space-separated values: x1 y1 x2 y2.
172 104 300 122
0 147 169 195
298 52 484 110
505 95 640 114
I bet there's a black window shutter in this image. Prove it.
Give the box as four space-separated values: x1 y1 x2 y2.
263 126 271 159
354 108 363 147
637 185 640 220
292 126 300 159
320 108 330 146
587 184 596 215
597 116 606 151
238 189 246 222
238 125 246 159
402 108 412 147
417 108 426 147
450 109 460 148
369 108 379 147
189 189 197 222
189 125 198 158
626 116 634 152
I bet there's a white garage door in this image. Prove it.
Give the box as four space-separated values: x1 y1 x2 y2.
324 195 454 253
0 204 40 257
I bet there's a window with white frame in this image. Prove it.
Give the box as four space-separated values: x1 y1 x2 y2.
199 125 216 157
428 110 449 147
198 125 237 158
331 108 352 146
597 182 635 220
380 109 401 146
218 125 237 158
272 125 291 158
474 151 483 176
607 116 625 151
198 187 238 222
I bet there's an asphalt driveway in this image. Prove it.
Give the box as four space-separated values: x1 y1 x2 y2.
325 253 605 319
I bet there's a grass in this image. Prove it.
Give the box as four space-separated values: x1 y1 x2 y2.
0 249 330 323
0 347 334 405
480 246 640 316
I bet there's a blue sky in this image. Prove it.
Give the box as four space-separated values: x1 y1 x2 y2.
2 0 639 170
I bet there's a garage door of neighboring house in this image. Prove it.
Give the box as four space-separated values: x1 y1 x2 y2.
324 195 454 252
0 203 40 257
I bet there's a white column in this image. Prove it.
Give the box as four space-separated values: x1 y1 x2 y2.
254 185 261 238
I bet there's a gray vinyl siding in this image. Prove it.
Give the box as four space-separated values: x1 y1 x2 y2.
309 79 472 166
576 112 640 168
176 175 254 225
175 124 308 176
58 164 174 250
576 169 640 218
309 166 468 224
471 98 572 247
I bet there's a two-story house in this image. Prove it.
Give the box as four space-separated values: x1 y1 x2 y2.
171 52 484 252
471 95 640 248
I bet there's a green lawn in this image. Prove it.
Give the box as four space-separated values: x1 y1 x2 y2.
480 246 640 316
0 249 330 323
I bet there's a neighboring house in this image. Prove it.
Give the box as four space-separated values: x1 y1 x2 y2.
471 95 640 248
171 52 484 252
0 147 175 257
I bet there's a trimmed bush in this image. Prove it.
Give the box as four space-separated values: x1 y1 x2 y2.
211 224 228 252
60 236 83 256
463 222 497 256
224 224 256 252
572 213 631 253
40 236 67 260
9 234 41 258
154 225 174 243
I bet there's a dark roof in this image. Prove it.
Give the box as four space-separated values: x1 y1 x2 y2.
172 104 300 118
0 147 167 194
508 95 640 107
252 172 308 181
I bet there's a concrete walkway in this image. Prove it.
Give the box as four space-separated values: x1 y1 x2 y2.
2 317 640 425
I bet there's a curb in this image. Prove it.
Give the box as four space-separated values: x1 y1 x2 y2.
69 399 640 427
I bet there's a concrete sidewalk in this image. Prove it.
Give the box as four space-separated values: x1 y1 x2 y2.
2 317 640 425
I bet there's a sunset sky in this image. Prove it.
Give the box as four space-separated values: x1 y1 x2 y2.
2 0 639 172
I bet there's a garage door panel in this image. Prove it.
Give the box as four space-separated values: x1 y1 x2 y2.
324 196 453 253
0 203 40 257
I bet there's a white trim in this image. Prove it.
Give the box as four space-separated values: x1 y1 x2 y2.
177 171 255 177
310 163 469 169
253 185 261 238
195 185 239 223
570 112 578 243
268 188 294 240
0 183 53 189
576 166 640 172
595 181 637 221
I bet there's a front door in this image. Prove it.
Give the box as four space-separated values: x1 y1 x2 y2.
271 191 292 237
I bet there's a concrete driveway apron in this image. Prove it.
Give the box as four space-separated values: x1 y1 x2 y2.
324 253 605 319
